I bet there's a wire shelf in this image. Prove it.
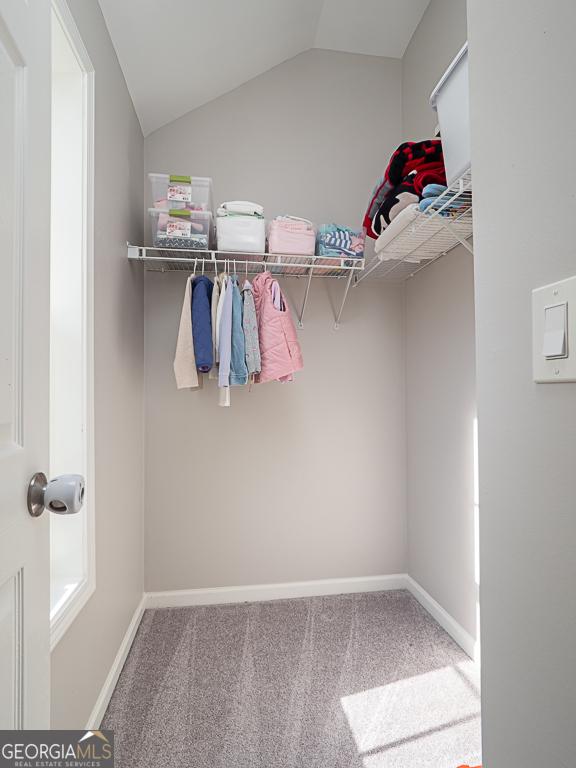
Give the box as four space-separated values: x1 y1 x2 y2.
358 169 473 283
127 245 364 330
127 246 365 279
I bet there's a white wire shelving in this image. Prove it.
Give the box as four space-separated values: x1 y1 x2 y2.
127 245 364 329
128 170 472 325
357 169 473 284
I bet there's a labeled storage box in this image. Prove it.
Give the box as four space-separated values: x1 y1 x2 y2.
216 215 266 253
430 43 470 185
268 216 316 256
148 173 213 212
149 208 213 249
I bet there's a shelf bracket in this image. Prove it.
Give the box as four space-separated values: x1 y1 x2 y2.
127 243 142 260
334 269 355 330
298 261 315 328
436 215 474 254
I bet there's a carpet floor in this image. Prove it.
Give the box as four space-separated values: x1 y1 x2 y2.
103 590 481 767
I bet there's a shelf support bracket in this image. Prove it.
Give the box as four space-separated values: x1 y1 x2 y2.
127 243 142 261
334 269 355 330
298 262 315 328
436 216 474 254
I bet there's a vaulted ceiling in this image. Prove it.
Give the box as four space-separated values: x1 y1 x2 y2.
98 0 430 136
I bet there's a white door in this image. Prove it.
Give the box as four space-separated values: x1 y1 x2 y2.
0 0 52 728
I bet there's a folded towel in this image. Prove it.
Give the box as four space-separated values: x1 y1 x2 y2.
421 183 447 198
375 204 422 262
418 197 437 212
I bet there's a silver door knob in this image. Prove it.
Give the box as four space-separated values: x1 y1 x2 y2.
27 473 85 518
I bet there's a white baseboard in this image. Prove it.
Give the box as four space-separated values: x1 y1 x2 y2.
86 573 477 727
405 575 478 660
143 574 408 609
144 576 477 659
86 594 146 728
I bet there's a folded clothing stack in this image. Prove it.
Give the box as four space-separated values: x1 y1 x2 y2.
364 140 447 238
268 216 316 256
374 181 469 262
317 224 365 260
417 183 467 217
149 208 212 250
418 183 448 212
216 201 266 253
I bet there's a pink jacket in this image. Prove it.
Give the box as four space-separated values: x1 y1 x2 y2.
252 272 303 383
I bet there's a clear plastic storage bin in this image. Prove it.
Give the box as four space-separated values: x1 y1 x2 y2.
430 43 470 185
148 173 213 212
149 208 213 250
216 215 266 253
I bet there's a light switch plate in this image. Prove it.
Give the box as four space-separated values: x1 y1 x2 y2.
533 275 576 382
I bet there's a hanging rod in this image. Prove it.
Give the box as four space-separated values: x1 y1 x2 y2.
127 245 364 329
128 245 363 276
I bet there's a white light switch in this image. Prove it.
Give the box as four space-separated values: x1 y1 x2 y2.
542 302 567 359
533 276 576 382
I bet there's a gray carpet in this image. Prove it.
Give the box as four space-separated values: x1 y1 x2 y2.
103 590 481 767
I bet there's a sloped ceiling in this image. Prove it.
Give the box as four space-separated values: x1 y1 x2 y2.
98 0 430 136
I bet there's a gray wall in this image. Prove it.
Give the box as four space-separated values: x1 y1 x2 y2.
469 1 576 764
402 0 476 639
145 276 405 589
402 0 468 141
144 49 407 591
50 0 144 728
405 249 476 637
145 49 401 232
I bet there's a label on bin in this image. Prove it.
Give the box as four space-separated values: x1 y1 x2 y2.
167 183 192 202
166 218 192 238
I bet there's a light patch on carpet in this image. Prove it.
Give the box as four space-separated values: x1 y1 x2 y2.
341 660 481 766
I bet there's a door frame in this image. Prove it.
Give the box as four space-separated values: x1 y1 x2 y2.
49 0 96 650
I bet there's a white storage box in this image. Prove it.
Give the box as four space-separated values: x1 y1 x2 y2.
430 43 470 185
148 173 213 212
217 215 265 253
149 208 213 250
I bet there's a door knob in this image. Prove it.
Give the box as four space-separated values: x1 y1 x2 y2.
27 473 85 518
